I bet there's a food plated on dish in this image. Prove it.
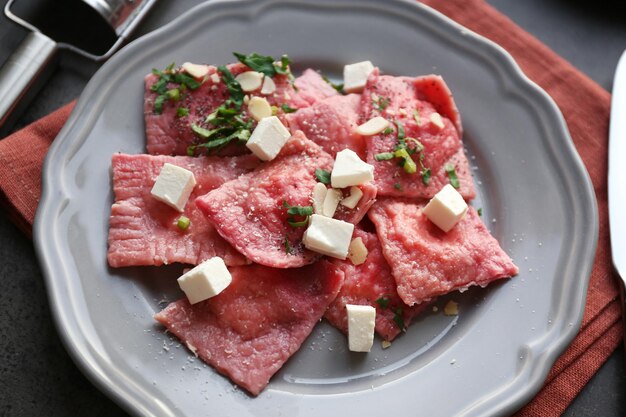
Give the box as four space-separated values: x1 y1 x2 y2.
34 1 597 415
106 52 518 395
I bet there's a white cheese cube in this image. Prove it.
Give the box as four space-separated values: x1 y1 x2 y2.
302 214 354 259
247 96 273 121
322 188 342 218
340 186 363 209
260 76 277 95
343 61 375 93
235 71 264 92
177 257 232 304
150 163 197 212
422 184 468 232
182 62 210 79
355 116 389 136
331 149 374 188
346 304 376 352
348 237 368 265
311 182 328 214
246 116 291 161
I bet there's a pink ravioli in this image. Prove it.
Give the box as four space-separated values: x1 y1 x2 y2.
154 260 344 396
107 153 259 267
362 69 475 200
144 63 300 157
290 68 339 107
287 94 365 158
368 198 519 306
325 228 428 341
196 131 377 268
414 74 463 135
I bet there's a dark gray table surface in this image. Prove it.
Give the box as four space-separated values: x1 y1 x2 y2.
0 1 625 415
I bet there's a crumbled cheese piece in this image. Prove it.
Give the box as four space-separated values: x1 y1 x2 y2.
235 71 264 92
260 76 277 95
422 184 468 232
331 149 374 188
348 237 368 265
247 96 273 121
210 73 220 84
355 116 390 136
346 304 376 352
340 186 363 209
312 182 328 215
182 62 209 79
322 188 342 217
177 257 232 304
246 116 291 161
302 214 354 259
430 112 445 129
150 163 197 212
343 61 375 93
381 340 392 349
444 300 459 316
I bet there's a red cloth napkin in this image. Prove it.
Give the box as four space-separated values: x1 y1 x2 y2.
0 0 620 415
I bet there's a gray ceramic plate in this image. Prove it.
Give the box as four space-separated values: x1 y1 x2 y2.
34 0 598 416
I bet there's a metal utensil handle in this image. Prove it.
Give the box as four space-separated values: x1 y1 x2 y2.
0 31 58 135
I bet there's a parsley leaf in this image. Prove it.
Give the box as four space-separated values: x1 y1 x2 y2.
315 168 331 184
176 107 189 117
282 201 313 216
321 74 344 94
217 65 244 109
233 52 294 79
282 201 313 228
284 236 293 254
477 208 483 216
393 307 406 331
233 52 277 76
444 163 460 189
375 296 391 309
373 96 390 111
281 103 298 114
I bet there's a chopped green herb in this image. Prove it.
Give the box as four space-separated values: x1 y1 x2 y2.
186 65 253 155
274 54 292 75
284 236 293 254
373 96 390 111
281 103 297 113
394 148 417 174
233 52 277 76
375 152 395 161
421 167 432 185
190 124 214 138
217 65 244 109
287 218 309 228
282 200 313 228
150 63 201 114
375 296 390 309
413 109 421 125
153 94 167 114
477 208 483 216
321 74 344 94
282 201 313 216
444 163 460 189
177 216 190 231
315 168 331 184
382 127 394 135
176 107 189 117
394 183 402 190
393 307 406 331
166 88 180 101
406 137 424 152
233 52 294 79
